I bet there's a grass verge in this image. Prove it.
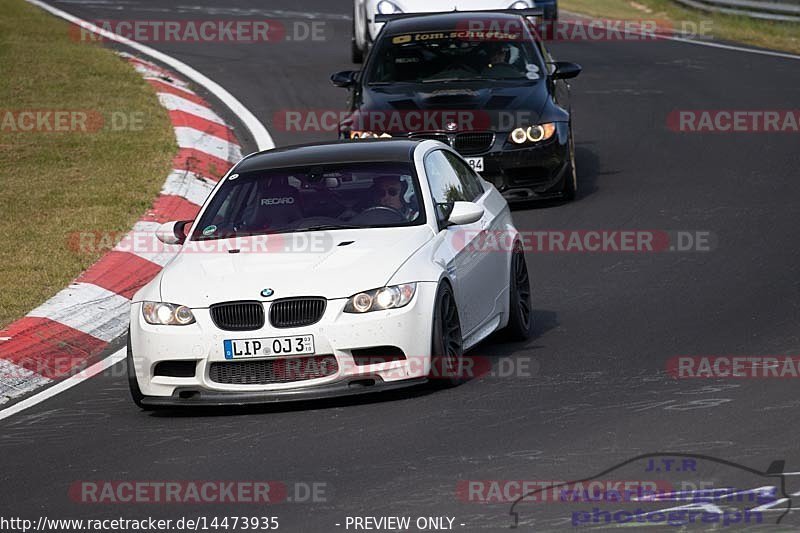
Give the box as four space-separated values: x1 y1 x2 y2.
0 0 175 328
560 0 800 55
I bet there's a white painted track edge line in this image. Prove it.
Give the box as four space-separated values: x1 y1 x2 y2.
658 34 800 60
0 349 126 423
25 0 276 149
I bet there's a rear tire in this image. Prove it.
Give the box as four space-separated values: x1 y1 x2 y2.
503 246 534 341
429 282 465 387
127 331 151 410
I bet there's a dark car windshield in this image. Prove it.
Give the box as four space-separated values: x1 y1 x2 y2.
367 25 545 84
192 161 425 241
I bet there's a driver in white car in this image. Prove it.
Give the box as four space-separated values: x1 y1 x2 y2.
373 175 419 220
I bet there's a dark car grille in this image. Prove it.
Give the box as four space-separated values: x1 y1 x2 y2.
269 298 326 329
210 301 265 331
409 132 450 144
409 132 495 156
454 132 495 155
209 355 338 385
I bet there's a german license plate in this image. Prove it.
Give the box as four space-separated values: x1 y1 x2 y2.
466 157 484 172
223 335 314 359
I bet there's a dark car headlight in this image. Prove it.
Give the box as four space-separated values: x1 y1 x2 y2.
142 302 196 325
344 283 416 313
509 123 557 145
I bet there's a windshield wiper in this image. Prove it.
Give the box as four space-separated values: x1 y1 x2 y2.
420 77 472 83
420 76 527 83
295 224 361 232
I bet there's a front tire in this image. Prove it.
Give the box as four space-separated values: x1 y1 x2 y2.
429 282 465 387
503 246 534 341
562 128 577 201
127 331 151 410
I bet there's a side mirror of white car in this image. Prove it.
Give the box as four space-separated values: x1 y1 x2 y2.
447 201 484 226
155 220 191 245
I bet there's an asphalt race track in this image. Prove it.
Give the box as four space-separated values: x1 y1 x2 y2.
2 1 800 531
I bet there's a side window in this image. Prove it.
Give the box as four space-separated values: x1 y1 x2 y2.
424 150 468 224
443 152 486 201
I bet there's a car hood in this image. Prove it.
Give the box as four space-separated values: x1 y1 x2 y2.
354 82 564 132
159 226 433 308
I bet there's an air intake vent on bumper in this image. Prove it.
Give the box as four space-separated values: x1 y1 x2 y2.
209 355 338 385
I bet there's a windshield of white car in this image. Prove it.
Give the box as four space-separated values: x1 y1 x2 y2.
366 28 545 85
191 162 425 241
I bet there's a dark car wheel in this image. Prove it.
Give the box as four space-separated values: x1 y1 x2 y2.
503 246 534 341
562 128 577 201
429 282 465 387
127 331 151 410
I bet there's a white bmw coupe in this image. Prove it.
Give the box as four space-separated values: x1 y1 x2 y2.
128 140 532 407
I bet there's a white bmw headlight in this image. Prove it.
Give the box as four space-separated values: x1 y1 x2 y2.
142 302 196 326
344 283 416 313
377 0 403 14
509 123 557 145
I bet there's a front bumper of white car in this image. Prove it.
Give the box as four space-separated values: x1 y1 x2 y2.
129 282 438 406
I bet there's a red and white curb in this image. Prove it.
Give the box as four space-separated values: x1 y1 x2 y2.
0 53 243 406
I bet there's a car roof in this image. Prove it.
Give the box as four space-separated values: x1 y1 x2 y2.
235 140 421 172
382 12 532 36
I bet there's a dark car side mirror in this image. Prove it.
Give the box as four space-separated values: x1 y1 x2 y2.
331 70 359 88
550 62 582 80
